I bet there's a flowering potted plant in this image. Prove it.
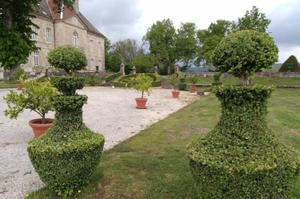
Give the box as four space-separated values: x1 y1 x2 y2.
133 74 153 109
167 74 180 98
4 79 57 137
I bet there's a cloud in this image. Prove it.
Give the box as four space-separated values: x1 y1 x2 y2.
80 0 142 41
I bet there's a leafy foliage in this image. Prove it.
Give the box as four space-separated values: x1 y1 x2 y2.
186 74 198 84
112 39 142 63
13 68 25 81
167 74 180 89
233 6 271 32
4 79 57 123
175 23 197 67
133 74 153 98
213 30 278 83
47 46 87 74
188 86 300 198
197 20 232 65
50 76 85 96
132 53 158 73
144 19 176 74
279 55 300 72
106 52 122 72
113 73 161 88
28 48 104 196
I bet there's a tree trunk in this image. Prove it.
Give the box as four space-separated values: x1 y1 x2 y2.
41 114 46 124
167 62 171 75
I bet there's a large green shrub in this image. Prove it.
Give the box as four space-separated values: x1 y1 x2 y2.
213 30 278 84
47 45 87 74
4 79 57 123
28 48 104 196
279 55 300 72
188 86 299 198
188 30 299 199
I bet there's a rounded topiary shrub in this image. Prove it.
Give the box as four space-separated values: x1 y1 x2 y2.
28 47 104 196
187 86 299 198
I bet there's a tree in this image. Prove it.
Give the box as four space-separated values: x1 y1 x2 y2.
196 20 232 65
132 53 158 73
175 22 197 68
112 39 142 63
213 30 278 84
0 0 74 79
144 19 176 75
106 52 122 72
279 55 300 72
104 38 111 70
233 6 271 32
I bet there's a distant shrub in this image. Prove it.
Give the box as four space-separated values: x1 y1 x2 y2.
105 73 122 82
113 73 161 88
85 76 102 86
279 55 300 72
12 68 25 81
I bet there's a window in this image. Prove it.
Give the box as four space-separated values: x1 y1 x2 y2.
46 27 51 42
72 32 78 48
90 40 93 53
90 59 94 70
32 26 38 41
34 51 39 66
98 42 101 55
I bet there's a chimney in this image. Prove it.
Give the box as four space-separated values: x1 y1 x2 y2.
74 0 79 13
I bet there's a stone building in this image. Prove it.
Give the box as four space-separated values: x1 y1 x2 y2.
19 0 106 75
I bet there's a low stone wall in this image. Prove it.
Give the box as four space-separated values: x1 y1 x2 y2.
185 72 300 78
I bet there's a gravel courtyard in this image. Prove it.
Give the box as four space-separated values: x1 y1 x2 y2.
0 87 198 199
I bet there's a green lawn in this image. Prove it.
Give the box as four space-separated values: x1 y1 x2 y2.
0 81 18 89
28 89 300 199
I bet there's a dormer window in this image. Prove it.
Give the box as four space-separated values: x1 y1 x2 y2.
72 32 78 48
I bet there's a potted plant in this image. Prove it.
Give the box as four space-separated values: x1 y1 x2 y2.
167 74 180 98
133 74 153 109
13 68 26 90
4 79 57 137
187 74 198 93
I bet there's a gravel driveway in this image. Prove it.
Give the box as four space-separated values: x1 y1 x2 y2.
0 87 198 199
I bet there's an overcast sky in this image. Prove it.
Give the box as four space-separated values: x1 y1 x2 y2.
80 0 300 63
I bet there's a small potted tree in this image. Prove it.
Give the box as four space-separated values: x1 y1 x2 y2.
133 74 153 109
187 74 198 93
4 79 57 137
13 68 26 90
167 74 180 98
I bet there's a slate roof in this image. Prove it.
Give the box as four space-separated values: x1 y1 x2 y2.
37 0 105 38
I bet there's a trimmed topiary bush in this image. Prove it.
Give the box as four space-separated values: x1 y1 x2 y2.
188 30 299 199
213 30 278 84
188 86 299 198
28 46 104 196
279 55 300 72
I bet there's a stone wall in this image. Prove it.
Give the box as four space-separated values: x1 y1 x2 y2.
185 72 300 78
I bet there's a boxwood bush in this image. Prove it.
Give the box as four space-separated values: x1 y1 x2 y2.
28 46 105 197
113 73 161 88
187 86 299 198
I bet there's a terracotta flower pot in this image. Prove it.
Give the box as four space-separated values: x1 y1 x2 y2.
136 98 148 109
189 85 196 93
172 90 180 98
17 83 23 91
29 118 54 138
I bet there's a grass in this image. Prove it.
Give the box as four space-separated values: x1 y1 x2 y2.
28 88 300 199
0 81 18 89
